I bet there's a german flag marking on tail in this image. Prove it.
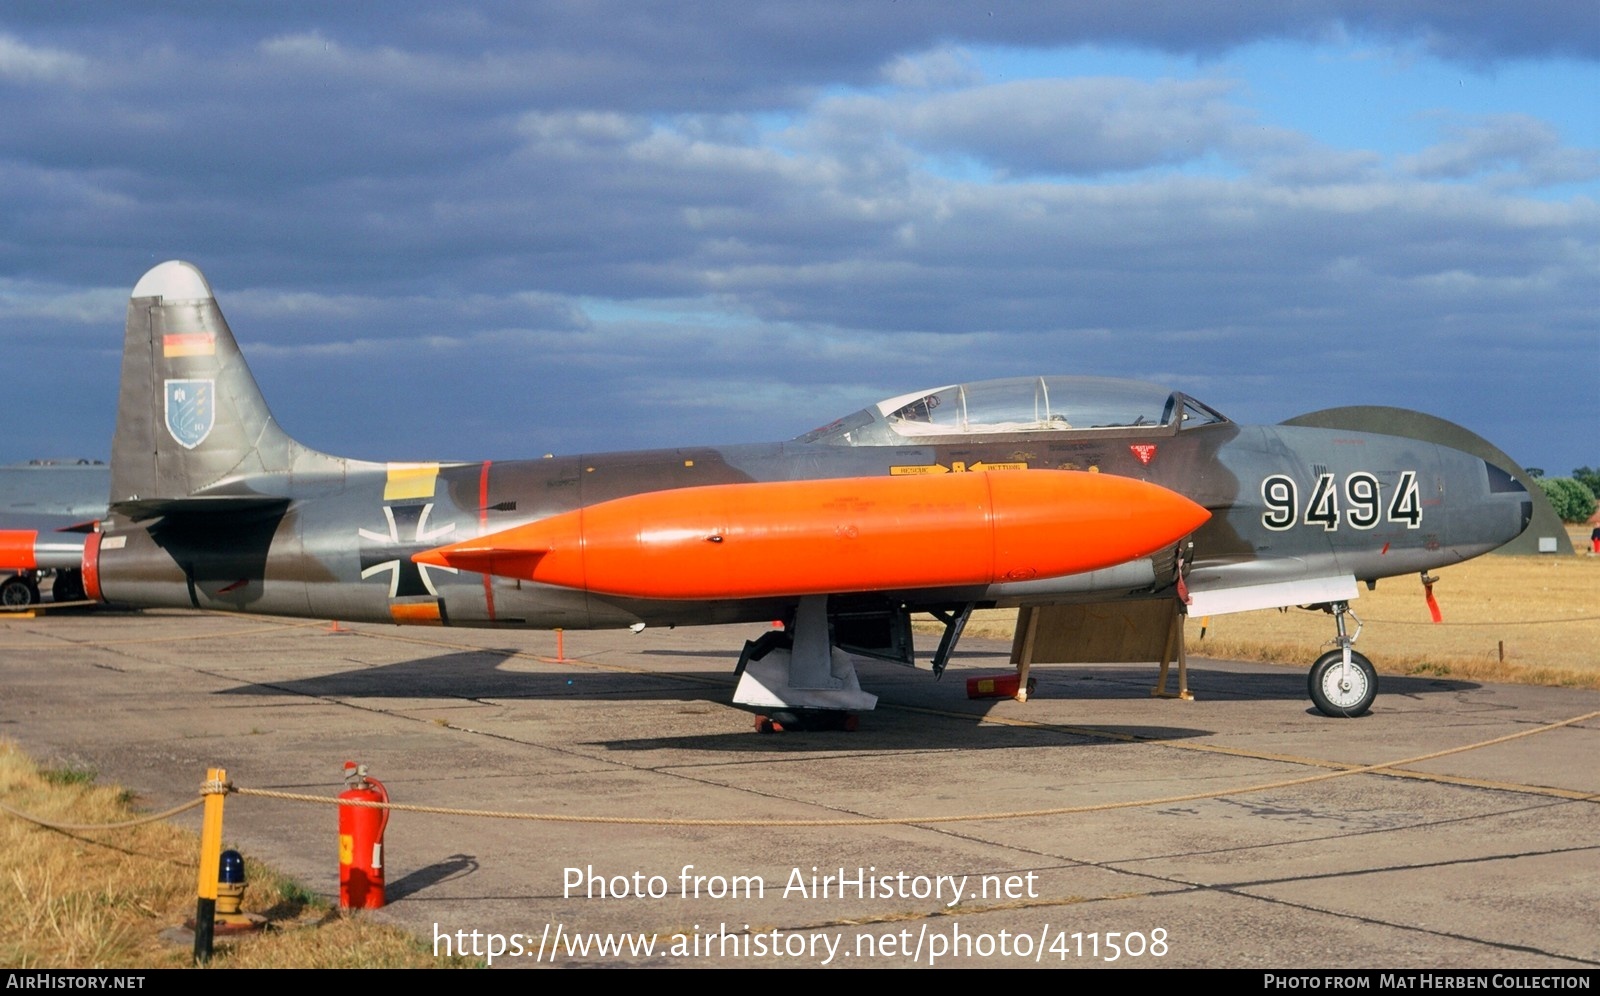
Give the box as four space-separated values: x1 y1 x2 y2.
161 332 215 357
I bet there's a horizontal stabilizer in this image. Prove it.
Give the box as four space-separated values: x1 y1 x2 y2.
109 495 291 521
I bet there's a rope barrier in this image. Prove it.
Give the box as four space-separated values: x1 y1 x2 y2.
219 708 1599 828
1305 614 1600 628
0 796 205 832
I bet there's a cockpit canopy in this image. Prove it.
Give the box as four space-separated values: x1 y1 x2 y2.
797 375 1229 446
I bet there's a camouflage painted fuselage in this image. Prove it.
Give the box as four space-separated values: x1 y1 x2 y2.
93 393 1531 632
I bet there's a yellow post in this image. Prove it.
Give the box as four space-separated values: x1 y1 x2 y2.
194 767 227 963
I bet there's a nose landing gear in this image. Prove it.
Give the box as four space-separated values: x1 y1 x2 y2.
1308 601 1377 717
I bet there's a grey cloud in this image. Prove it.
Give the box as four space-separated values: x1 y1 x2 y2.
808 78 1245 176
881 47 984 90
0 3 1593 473
1402 114 1600 188
4 5 1592 118
224 288 586 346
0 33 88 84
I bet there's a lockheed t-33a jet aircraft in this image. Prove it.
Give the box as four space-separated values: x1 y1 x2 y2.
84 261 1532 725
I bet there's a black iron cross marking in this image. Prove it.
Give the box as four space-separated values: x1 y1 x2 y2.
357 503 457 598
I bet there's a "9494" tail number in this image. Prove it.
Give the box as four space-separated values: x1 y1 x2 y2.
1261 471 1421 531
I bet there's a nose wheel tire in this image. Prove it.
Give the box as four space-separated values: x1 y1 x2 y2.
1308 650 1376 717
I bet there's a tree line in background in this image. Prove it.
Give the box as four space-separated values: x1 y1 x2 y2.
1525 466 1599 524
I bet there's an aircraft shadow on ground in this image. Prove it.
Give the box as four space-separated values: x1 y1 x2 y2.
588 719 1218 754
1016 661 1483 706
214 648 734 705
207 646 1221 749
211 648 1486 751
636 647 997 661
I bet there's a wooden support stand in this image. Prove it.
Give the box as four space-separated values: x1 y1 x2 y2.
1151 612 1193 701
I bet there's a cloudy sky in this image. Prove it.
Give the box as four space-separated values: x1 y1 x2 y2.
1 3 1595 476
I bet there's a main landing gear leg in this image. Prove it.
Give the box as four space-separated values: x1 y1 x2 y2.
928 603 973 680
1307 600 1377 718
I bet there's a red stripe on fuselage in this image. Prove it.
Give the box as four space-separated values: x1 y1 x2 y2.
479 460 496 622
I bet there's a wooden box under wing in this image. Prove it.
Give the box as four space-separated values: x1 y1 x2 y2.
1010 600 1180 664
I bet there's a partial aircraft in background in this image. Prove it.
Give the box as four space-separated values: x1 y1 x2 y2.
72 262 1532 721
0 460 107 606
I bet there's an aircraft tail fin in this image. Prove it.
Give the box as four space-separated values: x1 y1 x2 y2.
110 261 335 509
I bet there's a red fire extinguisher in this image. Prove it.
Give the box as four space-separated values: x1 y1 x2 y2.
338 761 389 909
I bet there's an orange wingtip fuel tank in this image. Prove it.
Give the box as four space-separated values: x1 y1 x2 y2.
0 530 40 570
0 529 90 572
416 470 1210 601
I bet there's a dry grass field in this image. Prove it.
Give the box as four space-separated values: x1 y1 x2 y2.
0 741 477 969
958 528 1600 690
